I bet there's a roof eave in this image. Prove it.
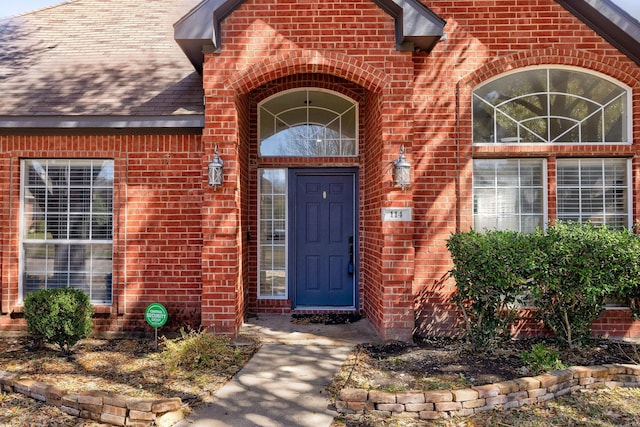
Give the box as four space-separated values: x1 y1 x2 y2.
175 0 446 72
0 115 205 130
557 0 640 66
373 0 446 52
174 0 246 74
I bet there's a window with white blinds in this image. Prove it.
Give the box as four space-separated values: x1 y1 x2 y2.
21 159 113 304
473 159 545 232
557 158 630 229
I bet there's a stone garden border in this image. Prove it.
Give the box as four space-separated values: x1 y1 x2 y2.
336 364 640 421
0 370 183 427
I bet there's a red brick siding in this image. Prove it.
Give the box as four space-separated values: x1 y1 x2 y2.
2 0 639 340
204 0 418 339
412 0 640 338
0 134 203 333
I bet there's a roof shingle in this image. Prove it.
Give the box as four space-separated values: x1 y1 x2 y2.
0 0 204 121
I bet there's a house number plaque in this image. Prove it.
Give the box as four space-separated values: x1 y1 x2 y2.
382 207 412 222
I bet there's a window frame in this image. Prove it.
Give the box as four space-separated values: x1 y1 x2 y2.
472 158 548 232
472 66 632 145
258 88 359 157
257 168 288 300
19 158 114 305
556 158 632 229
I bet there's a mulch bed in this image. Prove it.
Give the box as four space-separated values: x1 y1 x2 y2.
331 336 640 393
291 313 363 325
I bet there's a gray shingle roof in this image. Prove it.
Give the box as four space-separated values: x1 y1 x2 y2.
0 0 204 127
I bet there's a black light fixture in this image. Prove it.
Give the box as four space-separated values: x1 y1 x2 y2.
393 144 410 190
208 145 224 189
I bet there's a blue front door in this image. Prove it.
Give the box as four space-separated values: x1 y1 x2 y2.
290 170 356 308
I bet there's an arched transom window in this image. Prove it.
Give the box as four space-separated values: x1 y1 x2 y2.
259 89 358 157
473 67 629 144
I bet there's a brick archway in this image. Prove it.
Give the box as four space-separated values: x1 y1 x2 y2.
463 47 640 89
227 49 390 96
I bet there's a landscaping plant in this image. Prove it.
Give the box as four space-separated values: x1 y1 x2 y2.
23 288 94 355
519 343 565 374
447 230 534 351
448 222 640 351
530 222 632 350
613 223 640 320
161 327 244 372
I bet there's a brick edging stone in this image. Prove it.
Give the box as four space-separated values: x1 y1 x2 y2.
336 364 640 421
0 370 183 426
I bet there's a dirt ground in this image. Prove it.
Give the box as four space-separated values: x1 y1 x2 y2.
329 336 640 394
0 331 639 426
0 335 259 426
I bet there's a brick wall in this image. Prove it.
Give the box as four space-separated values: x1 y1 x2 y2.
2 0 640 340
0 134 203 333
202 0 640 340
412 0 640 338
204 0 419 339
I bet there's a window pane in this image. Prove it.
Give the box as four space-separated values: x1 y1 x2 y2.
521 188 542 213
473 68 628 144
259 89 358 157
474 188 496 214
473 159 544 232
258 169 287 298
521 215 543 233
557 158 629 229
22 159 113 304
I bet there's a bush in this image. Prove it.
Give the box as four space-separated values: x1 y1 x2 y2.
612 226 640 320
520 343 565 374
161 328 243 372
530 222 631 349
447 230 535 351
448 222 640 350
24 288 94 355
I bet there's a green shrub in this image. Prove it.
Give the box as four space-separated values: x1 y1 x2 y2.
612 227 640 320
24 288 94 355
529 222 630 349
448 222 640 350
520 343 565 374
447 230 535 351
161 328 243 372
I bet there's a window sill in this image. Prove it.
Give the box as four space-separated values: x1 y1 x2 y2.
12 304 113 315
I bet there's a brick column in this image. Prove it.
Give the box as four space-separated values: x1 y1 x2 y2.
200 63 243 335
379 144 416 342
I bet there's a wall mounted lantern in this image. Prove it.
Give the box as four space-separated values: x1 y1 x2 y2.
207 145 224 189
393 145 411 190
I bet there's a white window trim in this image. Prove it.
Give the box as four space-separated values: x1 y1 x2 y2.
472 158 548 232
257 168 288 300
258 88 359 157
472 65 632 146
556 158 632 229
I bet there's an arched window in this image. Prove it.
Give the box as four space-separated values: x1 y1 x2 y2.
473 67 629 144
259 89 358 156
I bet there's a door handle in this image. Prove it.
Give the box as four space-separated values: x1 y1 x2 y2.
348 235 354 275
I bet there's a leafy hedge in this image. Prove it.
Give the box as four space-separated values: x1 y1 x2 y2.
447 222 640 350
447 230 534 349
24 288 94 355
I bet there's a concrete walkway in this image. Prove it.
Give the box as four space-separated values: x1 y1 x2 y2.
174 314 379 427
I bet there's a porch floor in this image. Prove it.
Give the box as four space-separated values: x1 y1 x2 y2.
239 312 380 345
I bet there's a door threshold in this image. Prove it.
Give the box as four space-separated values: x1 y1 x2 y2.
292 306 357 312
